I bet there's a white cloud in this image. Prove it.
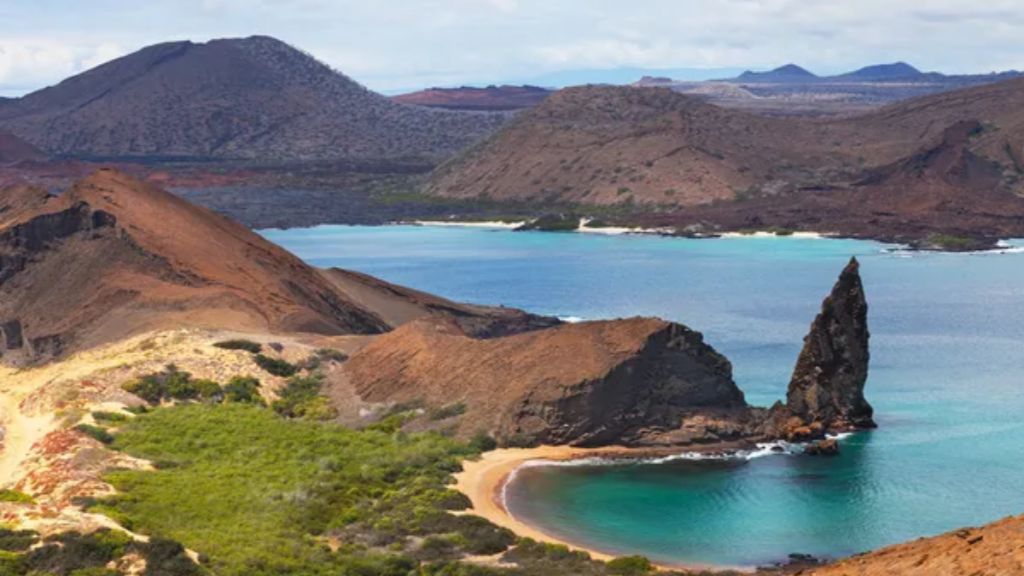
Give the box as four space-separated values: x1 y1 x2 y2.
2 0 1024 94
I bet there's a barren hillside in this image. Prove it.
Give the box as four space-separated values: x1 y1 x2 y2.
0 36 508 162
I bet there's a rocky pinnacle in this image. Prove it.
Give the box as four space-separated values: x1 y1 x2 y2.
785 257 876 432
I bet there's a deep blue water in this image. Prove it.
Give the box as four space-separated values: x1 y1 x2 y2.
263 225 1024 569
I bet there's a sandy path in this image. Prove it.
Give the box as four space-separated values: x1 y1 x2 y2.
0 372 55 486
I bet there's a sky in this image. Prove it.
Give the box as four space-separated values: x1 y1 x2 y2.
2 0 1024 96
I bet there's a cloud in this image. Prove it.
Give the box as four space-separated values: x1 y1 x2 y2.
2 0 1024 94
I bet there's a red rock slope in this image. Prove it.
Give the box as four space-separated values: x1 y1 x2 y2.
0 169 393 362
345 316 748 446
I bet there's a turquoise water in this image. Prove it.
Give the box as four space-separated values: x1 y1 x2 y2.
263 226 1024 569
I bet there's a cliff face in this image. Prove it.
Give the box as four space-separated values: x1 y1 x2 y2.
345 317 748 447
782 257 875 434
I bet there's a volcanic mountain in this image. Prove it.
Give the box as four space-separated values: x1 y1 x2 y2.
0 36 507 162
427 77 1024 243
0 130 47 165
736 64 819 82
0 169 553 363
835 62 923 80
392 85 553 111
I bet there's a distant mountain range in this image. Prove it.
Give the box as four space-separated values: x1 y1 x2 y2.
391 85 553 111
0 36 507 162
726 62 1022 83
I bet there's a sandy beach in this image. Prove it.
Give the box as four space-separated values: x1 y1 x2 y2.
719 231 832 239
454 446 753 573
411 220 526 229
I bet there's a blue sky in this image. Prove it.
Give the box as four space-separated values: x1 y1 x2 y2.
2 0 1024 96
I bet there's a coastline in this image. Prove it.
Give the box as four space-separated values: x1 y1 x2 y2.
453 445 754 573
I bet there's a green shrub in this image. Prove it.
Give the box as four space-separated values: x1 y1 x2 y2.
0 528 39 552
606 555 654 575
222 376 262 404
0 489 35 504
74 424 114 445
122 365 223 405
314 348 349 363
213 340 263 354
253 355 299 378
26 529 131 575
468 432 498 453
92 411 128 424
0 551 25 576
140 537 203 576
271 375 335 420
428 403 467 421
193 379 224 402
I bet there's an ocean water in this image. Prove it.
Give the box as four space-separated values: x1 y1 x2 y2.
262 225 1024 569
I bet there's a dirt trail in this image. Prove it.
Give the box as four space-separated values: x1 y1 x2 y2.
0 377 54 486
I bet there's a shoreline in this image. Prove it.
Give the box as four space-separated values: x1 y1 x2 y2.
453 445 755 573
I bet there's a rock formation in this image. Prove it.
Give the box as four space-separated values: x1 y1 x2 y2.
345 317 749 447
779 257 875 437
345 259 876 448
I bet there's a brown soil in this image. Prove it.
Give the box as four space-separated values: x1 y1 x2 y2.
803 514 1024 576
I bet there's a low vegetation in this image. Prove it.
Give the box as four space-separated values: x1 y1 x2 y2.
122 365 225 405
253 354 299 377
0 490 34 505
213 339 263 354
0 528 200 576
270 374 337 420
927 234 979 250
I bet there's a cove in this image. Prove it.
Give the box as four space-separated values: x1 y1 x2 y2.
262 225 1024 568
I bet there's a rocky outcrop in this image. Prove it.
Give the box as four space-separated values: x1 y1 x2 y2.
779 257 875 436
345 317 748 447
804 438 840 456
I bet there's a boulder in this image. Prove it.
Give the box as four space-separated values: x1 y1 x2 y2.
804 438 840 456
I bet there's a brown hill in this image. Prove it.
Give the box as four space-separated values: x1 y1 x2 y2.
643 119 1024 247
0 169 552 364
0 130 47 165
392 86 553 111
0 37 507 162
345 317 750 447
427 78 1024 240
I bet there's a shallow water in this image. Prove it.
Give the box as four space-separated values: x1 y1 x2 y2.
263 225 1024 568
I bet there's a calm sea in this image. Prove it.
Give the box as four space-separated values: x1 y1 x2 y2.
262 225 1024 569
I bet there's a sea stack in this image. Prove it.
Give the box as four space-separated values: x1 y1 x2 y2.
783 257 875 435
